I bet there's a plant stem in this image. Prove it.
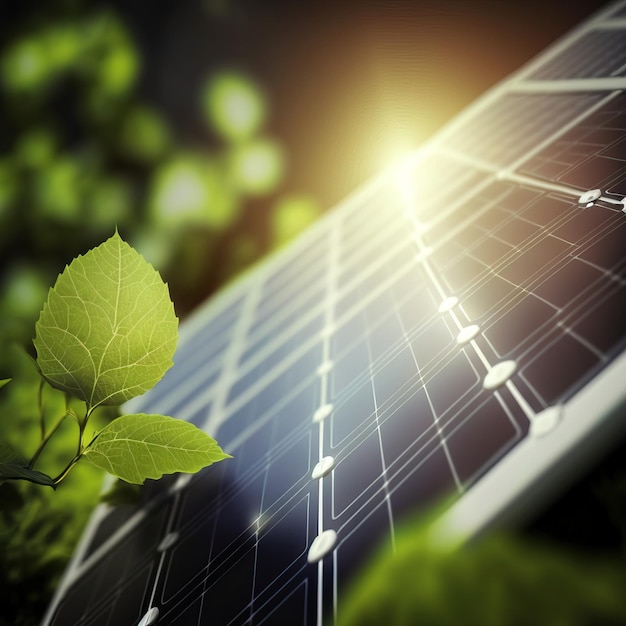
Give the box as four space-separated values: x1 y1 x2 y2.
52 455 82 485
37 378 45 440
28 410 74 470
51 407 91 486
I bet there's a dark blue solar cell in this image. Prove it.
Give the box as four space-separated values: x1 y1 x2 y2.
462 275 517 322
534 259 604 309
254 274 326 328
167 596 202 625
332 430 385 518
177 463 227 530
254 580 310 626
470 235 515 267
330 337 370 395
443 395 520 484
227 320 323 405
498 235 571 285
49 507 167 625
572 284 626 354
332 313 367 357
396 286 438 334
260 238 328 310
440 255 486 292
522 333 601 404
485 294 557 358
162 515 214 603
372 347 418 406
379 386 434 467
210 474 265 561
199 547 257 625
254 496 310 595
493 217 540 247
183 402 212 427
553 205 618 245
367 310 406 362
243 297 324 366
578 221 626 273
334 500 392 599
262 432 313 508
425 351 479 419
388 444 458 523
331 382 376 447
410 318 454 370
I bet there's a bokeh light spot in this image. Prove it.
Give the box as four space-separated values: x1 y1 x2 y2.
149 155 239 230
1 38 49 92
88 177 133 231
202 72 266 141
16 129 57 169
1 264 50 321
271 195 321 246
118 106 170 162
229 138 284 195
34 158 82 223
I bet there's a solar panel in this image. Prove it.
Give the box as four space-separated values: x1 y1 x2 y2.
43 3 626 625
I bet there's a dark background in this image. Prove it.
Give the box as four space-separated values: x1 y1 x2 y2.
118 0 611 210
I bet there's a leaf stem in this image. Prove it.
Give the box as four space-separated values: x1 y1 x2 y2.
51 455 82 485
51 407 91 486
28 409 75 470
37 378 46 440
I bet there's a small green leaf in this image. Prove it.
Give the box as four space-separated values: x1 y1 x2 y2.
34 231 178 408
0 378 10 390
82 413 231 484
0 444 55 487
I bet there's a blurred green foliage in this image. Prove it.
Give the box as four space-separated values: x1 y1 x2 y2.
202 70 267 142
337 514 626 626
0 2 321 624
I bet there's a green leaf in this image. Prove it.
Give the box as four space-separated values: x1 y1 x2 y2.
82 413 231 484
34 231 178 408
0 378 10 390
0 442 55 487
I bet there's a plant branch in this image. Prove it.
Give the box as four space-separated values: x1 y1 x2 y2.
51 407 91 486
37 378 45 440
28 409 74 470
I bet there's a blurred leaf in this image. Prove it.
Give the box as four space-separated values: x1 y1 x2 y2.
337 517 626 626
221 234 260 281
0 379 10 390
118 105 171 162
149 154 239 230
271 195 321 247
83 413 231 484
0 482 25 514
34 231 178 408
228 138 284 195
0 442 54 487
0 464 55 487
43 23 82 72
202 71 267 141
15 128 57 170
33 157 83 223
80 13 139 97
1 264 51 323
130 226 180 272
1 37 50 93
87 176 133 231
0 159 17 219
